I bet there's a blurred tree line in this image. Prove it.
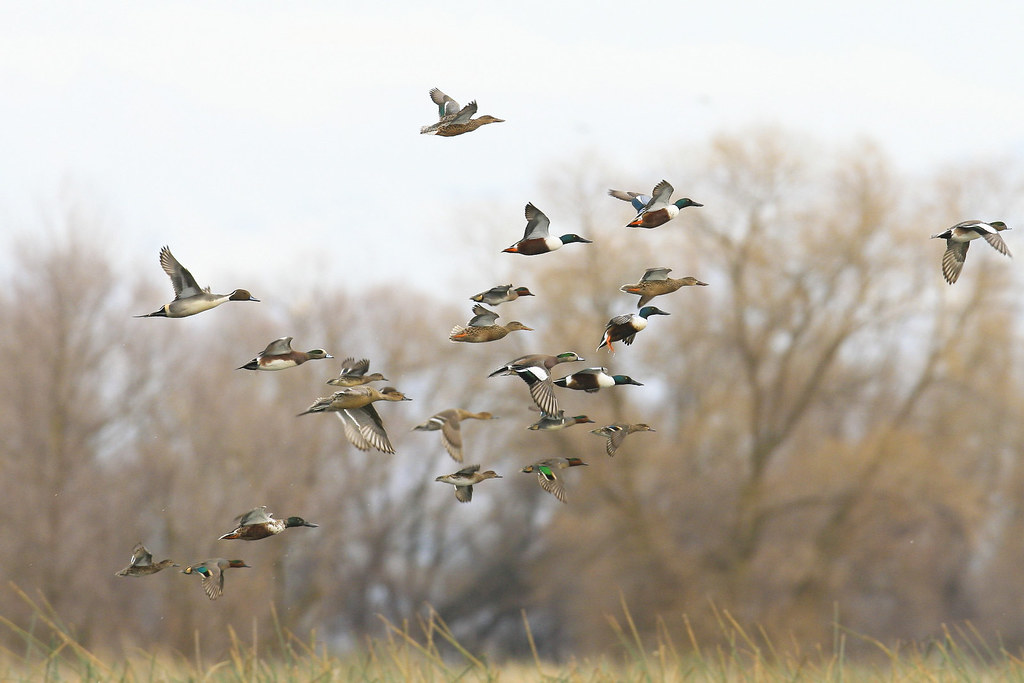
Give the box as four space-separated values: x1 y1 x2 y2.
2 130 1024 660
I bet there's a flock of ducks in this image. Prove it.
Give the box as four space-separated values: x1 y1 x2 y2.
115 87 1013 599
115 506 318 599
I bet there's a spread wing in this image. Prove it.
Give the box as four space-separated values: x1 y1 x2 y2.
439 414 464 462
640 267 672 282
513 366 561 416
339 357 370 377
941 241 969 284
429 88 460 118
647 180 674 209
467 305 499 327
202 565 225 600
535 467 568 503
522 203 552 240
605 313 634 329
130 543 153 567
159 246 204 299
449 100 478 125
235 506 272 526
608 189 650 212
262 337 293 356
336 410 373 451
982 231 1011 257
340 405 395 454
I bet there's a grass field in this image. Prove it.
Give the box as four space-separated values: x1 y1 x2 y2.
4 584 1024 682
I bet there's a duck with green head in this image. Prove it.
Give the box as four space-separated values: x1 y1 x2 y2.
502 203 591 256
181 558 250 600
597 306 670 352
521 457 588 503
527 411 594 431
553 366 643 392
610 180 702 229
237 337 332 371
218 506 319 541
489 352 585 416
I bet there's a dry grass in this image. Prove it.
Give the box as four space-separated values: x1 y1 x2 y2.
4 584 1024 682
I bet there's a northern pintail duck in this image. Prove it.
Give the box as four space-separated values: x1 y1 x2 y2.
420 88 504 137
435 464 502 503
521 457 588 503
488 352 585 415
181 558 250 600
527 411 594 431
931 220 1012 284
591 423 656 456
115 543 178 577
597 306 670 352
218 506 319 541
136 246 258 318
326 357 389 387
297 385 411 416
502 203 592 256
609 180 702 228
553 366 643 392
449 304 533 343
470 284 535 305
413 409 498 462
620 267 708 308
299 386 410 454
237 337 333 371
306 387 411 454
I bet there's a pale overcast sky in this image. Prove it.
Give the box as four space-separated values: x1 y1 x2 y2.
2 1 1022 295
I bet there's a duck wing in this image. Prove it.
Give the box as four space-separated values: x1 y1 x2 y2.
235 506 272 525
535 467 568 503
941 241 969 284
262 337 294 356
982 231 1011 257
429 87 460 117
521 203 552 240
513 366 561 416
640 267 672 282
339 357 370 377
447 100 478 125
159 246 204 299
605 426 629 456
202 564 225 600
646 180 674 209
439 415 464 462
343 404 395 454
467 304 499 327
336 410 374 451
608 189 650 212
130 543 154 567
